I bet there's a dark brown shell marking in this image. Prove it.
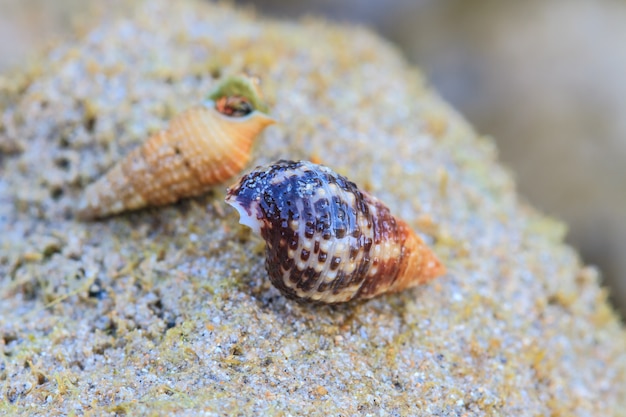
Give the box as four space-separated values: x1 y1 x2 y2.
225 160 445 304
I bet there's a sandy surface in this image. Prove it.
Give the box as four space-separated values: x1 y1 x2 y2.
1 1 625 415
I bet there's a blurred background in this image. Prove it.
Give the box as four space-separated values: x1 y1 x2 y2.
1 0 625 318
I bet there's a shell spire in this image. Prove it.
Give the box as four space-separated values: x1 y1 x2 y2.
225 160 446 304
77 75 276 220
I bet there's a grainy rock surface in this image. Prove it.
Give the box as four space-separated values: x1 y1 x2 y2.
1 1 624 415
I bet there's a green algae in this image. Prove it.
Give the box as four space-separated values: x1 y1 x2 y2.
207 75 269 114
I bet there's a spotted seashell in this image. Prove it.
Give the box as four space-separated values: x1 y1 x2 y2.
225 160 446 304
77 76 276 219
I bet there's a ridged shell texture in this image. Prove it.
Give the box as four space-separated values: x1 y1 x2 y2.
225 160 446 303
77 77 275 219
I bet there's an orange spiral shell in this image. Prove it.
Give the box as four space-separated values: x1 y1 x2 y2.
225 160 446 304
77 94 275 220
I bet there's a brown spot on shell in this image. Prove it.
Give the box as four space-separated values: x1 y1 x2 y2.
225 160 446 304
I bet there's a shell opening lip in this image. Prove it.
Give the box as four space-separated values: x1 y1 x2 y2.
225 193 262 235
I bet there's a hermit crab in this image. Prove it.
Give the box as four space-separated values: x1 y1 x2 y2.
77 75 275 219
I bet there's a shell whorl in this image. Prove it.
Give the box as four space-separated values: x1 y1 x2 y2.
77 76 275 220
225 160 446 304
